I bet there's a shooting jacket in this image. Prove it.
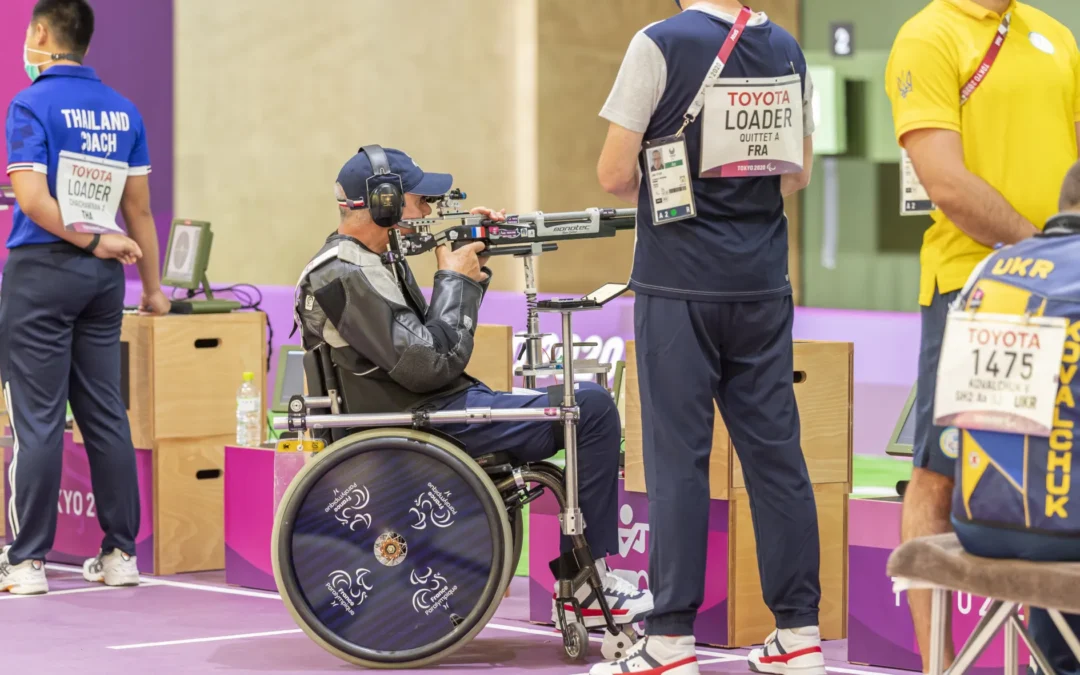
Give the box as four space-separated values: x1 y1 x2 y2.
294 233 491 414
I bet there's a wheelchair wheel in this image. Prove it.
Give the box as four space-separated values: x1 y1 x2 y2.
272 428 514 669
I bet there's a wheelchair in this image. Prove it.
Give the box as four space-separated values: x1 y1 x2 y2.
271 300 638 669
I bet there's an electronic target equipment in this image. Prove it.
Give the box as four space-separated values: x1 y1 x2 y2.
162 218 241 313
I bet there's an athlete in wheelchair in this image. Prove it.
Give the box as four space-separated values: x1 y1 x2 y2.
274 145 652 668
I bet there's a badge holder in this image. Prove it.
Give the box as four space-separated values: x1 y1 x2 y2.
900 149 934 216
643 135 697 226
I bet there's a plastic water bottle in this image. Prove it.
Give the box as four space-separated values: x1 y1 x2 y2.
236 371 261 446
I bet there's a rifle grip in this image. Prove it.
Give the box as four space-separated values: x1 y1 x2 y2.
452 239 489 254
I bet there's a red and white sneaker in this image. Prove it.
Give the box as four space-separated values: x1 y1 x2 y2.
551 559 653 628
748 627 827 674
589 635 698 675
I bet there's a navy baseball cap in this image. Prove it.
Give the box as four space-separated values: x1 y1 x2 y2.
336 147 454 207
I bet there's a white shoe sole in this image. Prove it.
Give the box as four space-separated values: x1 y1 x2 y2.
551 602 650 628
1 581 48 595
84 570 139 587
591 655 699 675
748 656 827 675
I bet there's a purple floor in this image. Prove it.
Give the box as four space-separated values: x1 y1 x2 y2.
3 565 911 674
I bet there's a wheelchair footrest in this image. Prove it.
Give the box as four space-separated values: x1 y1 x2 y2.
503 486 544 511
483 463 514 476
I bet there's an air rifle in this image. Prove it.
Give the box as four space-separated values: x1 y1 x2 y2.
381 189 637 263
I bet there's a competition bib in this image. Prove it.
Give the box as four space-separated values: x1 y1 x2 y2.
934 312 1067 437
57 150 128 234
700 74 803 178
900 13 1010 216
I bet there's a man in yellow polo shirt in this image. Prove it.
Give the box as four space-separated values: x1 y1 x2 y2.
886 0 1080 670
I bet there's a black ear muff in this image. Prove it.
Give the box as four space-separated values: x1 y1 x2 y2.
360 144 404 228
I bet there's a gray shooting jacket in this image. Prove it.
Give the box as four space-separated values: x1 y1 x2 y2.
294 233 491 414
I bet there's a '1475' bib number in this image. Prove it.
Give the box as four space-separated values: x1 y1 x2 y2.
934 312 1068 437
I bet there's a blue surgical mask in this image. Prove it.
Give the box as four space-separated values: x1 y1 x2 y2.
23 47 50 82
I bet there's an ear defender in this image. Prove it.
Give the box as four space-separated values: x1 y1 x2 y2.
360 145 404 228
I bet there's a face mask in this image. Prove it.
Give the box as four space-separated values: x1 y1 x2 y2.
23 47 51 82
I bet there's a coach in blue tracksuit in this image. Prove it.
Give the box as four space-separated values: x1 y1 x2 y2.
593 2 821 674
0 0 170 596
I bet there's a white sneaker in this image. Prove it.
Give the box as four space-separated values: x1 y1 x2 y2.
83 549 139 587
0 545 48 595
748 627 827 674
551 559 653 628
589 635 698 675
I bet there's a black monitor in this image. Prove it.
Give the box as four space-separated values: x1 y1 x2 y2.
272 346 306 414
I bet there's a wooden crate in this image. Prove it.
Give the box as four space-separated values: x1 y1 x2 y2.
154 434 231 576
74 312 268 447
728 482 848 645
624 340 853 498
468 324 514 392
69 312 266 575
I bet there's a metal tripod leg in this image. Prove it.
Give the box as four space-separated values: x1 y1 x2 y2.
947 601 1012 674
1005 617 1018 675
929 588 948 675
1047 609 1080 664
1011 614 1056 675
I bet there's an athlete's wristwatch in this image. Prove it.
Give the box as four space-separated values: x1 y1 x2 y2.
83 233 101 254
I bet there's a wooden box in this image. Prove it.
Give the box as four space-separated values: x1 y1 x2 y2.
730 482 849 644
468 324 514 392
71 312 266 575
624 339 853 498
154 434 231 576
74 312 268 448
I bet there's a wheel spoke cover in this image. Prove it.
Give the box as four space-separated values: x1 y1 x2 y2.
278 436 505 661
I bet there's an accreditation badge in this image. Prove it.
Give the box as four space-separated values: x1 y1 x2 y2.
699 74 803 178
900 148 934 216
643 135 696 225
934 312 1068 437
56 150 128 234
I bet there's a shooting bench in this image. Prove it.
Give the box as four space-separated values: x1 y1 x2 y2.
887 533 1080 674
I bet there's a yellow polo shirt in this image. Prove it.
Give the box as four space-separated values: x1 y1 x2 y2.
885 0 1080 306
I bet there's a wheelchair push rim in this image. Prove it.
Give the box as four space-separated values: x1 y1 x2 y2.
271 428 514 669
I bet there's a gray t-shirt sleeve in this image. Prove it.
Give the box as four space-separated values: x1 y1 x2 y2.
803 66 816 138
599 29 667 134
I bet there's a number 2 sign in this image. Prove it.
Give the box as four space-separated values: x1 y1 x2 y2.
831 23 855 58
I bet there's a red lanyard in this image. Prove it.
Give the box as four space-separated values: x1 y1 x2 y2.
960 12 1011 106
680 6 756 135
717 6 754 66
